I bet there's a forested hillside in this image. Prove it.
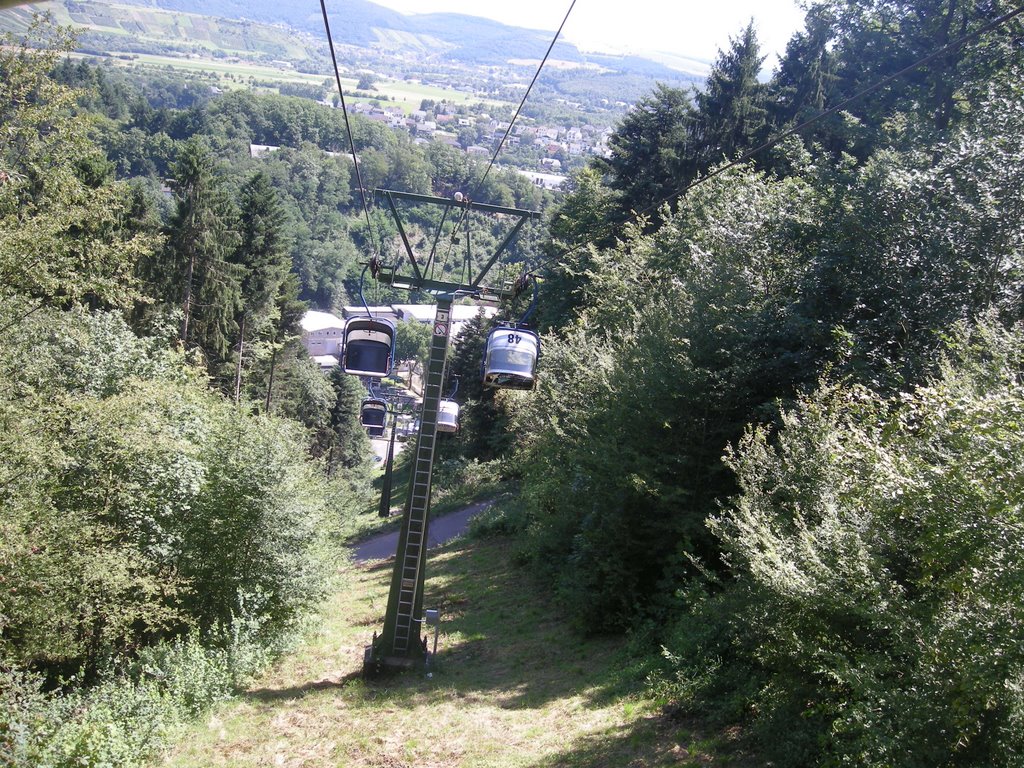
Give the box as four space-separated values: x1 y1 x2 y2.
0 15 398 764
0 14 547 765
3 1 1024 766
94 0 588 65
446 1 1024 765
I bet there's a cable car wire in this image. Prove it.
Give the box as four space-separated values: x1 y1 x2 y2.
424 205 451 279
440 0 575 289
357 262 373 316
320 0 379 259
471 0 577 200
517 276 539 325
529 3 1024 277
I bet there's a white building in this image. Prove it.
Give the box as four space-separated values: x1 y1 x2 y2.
342 306 400 323
249 144 280 159
300 310 344 368
516 169 567 191
393 303 497 338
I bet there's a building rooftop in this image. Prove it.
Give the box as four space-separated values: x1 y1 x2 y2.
312 354 340 368
303 304 497 336
301 310 344 332
393 304 497 323
341 306 401 322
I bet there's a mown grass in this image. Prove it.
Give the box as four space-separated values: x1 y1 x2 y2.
153 524 755 767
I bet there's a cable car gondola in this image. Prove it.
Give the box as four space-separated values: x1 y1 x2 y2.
482 326 539 390
437 399 460 433
343 316 396 378
360 397 388 431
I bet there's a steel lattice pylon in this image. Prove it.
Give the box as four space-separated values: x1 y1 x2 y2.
363 190 539 676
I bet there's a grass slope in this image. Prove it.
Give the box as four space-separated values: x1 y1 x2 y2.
154 531 753 767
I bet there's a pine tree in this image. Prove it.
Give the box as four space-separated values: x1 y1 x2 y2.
600 83 696 219
165 137 240 361
262 273 306 413
232 171 291 401
326 365 372 472
538 166 618 330
769 7 837 126
691 21 768 169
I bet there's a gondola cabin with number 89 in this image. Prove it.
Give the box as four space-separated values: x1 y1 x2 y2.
482 326 540 390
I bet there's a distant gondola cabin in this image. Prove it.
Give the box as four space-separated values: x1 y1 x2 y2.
343 317 396 377
437 399 460 433
482 327 539 390
360 398 388 430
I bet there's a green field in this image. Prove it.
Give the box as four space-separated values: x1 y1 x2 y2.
1 1 499 111
104 51 321 82
6 0 319 59
103 51 490 109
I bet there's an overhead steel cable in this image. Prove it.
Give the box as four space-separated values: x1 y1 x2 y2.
531 3 1024 276
319 0 379 260
471 0 578 199
436 0 577 288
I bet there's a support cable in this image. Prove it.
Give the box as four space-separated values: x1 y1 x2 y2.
531 3 1024 275
357 262 373 317
424 205 451 280
320 0 379 259
439 0 574 280
472 0 577 199
512 273 538 325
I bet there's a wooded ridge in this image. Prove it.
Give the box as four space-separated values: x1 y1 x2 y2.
2 2 1024 766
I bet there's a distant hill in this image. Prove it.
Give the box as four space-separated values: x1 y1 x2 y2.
103 0 702 77
0 0 707 101
123 0 402 47
2 0 326 61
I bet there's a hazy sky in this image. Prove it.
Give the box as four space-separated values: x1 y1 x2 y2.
370 0 807 67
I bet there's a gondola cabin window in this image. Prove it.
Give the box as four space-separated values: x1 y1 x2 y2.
343 317 396 377
360 399 388 429
483 327 539 390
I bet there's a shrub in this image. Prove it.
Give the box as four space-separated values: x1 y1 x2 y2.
0 617 275 768
1 309 338 673
660 323 1024 766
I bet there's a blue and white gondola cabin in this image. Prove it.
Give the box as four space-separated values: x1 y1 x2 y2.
437 399 460 433
342 317 396 377
360 398 388 430
482 326 539 390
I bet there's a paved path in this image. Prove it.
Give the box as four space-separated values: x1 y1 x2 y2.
352 500 494 562
369 437 403 463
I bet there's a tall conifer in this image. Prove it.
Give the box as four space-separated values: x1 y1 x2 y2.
692 21 768 168
232 171 290 401
165 137 240 361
